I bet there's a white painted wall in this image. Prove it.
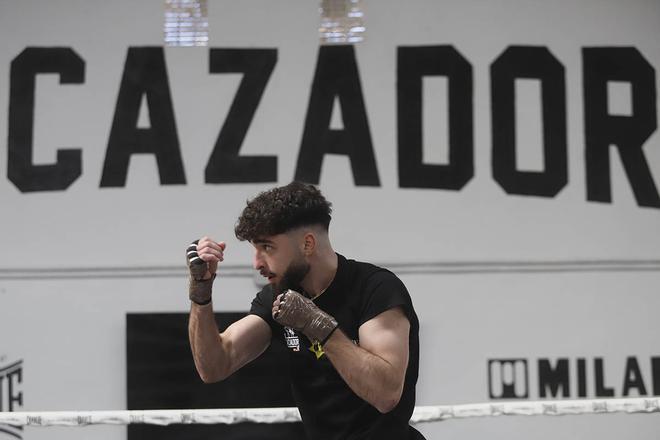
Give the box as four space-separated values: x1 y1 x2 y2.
1 1 659 439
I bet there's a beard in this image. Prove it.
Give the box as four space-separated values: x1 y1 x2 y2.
275 255 310 296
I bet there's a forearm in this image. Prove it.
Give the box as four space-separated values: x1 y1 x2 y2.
188 302 231 382
323 330 404 413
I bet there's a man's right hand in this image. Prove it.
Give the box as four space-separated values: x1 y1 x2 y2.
186 237 226 305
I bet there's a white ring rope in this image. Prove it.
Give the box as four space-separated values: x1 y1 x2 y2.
0 398 658 427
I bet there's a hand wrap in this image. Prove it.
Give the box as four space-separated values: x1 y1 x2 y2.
274 289 339 344
186 240 214 305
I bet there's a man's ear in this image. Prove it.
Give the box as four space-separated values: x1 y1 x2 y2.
302 232 316 255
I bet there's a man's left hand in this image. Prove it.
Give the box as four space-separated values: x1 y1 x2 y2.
273 290 338 344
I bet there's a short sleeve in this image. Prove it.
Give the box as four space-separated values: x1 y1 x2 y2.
249 286 278 331
359 270 412 326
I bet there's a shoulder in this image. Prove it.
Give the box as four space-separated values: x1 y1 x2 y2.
253 284 275 302
249 285 277 328
345 257 407 293
342 257 411 325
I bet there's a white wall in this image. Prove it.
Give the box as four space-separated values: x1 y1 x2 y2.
1 1 659 439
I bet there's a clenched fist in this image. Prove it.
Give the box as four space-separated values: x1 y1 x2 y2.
186 237 226 305
273 289 338 344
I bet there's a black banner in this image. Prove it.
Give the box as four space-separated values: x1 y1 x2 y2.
127 313 305 440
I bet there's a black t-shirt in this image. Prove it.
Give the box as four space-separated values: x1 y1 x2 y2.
249 254 425 440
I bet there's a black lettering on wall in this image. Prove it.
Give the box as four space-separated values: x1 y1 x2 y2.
538 358 570 398
491 46 567 197
100 47 185 187
295 45 380 186
622 356 647 396
398 45 473 190
205 49 278 183
594 357 615 397
583 47 659 208
577 358 587 397
7 369 22 412
8 47 84 192
652 357 660 396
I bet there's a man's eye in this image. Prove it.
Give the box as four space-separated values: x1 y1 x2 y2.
264 245 272 251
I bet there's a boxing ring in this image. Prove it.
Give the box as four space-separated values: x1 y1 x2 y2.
1 397 658 427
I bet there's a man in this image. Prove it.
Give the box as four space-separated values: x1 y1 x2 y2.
187 181 425 440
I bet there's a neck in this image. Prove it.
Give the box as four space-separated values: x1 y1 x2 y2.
301 248 338 299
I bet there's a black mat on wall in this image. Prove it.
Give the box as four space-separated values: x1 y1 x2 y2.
126 312 305 440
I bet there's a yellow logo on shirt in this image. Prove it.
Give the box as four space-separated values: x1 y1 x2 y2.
309 342 325 360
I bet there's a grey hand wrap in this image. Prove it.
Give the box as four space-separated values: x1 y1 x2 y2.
274 289 339 344
186 240 214 305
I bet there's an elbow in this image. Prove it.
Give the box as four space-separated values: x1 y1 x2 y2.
375 396 400 414
374 388 403 414
192 343 232 383
199 371 223 384
196 363 230 383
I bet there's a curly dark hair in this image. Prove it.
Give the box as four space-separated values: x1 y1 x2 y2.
234 182 333 241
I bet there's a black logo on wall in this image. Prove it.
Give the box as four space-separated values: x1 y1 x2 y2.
0 358 23 439
489 356 660 400
6 45 660 211
489 359 529 399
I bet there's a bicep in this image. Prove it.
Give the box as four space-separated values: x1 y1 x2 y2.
222 314 272 376
358 307 410 377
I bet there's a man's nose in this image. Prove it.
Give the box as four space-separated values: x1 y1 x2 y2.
253 251 263 270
